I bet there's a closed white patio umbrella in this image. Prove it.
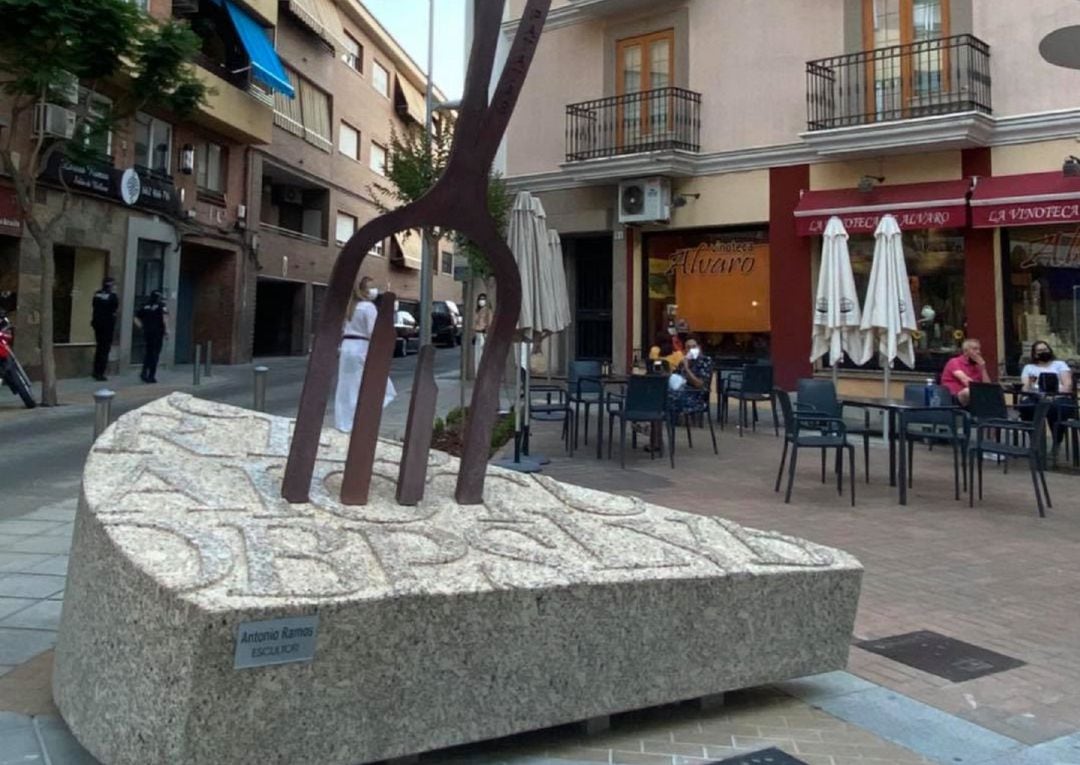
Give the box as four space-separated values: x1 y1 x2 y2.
859 214 916 398
811 216 863 385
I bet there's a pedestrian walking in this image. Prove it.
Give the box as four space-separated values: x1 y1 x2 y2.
90 277 118 381
135 290 168 383
473 292 492 375
334 277 396 432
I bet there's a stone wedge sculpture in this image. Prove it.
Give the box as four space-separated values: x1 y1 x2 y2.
54 395 862 765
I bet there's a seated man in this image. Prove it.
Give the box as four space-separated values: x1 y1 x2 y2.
941 338 991 406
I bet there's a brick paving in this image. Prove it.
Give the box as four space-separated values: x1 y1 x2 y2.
1 394 1079 762
525 404 1080 747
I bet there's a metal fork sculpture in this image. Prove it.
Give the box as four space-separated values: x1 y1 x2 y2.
282 0 551 506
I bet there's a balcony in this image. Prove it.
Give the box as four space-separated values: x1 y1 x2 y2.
562 87 701 181
802 35 992 157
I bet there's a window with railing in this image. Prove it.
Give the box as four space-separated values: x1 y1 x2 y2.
806 34 991 130
565 88 701 162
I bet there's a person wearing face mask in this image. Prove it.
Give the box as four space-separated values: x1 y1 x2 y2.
1018 341 1074 441
334 276 396 432
668 337 714 418
473 292 493 375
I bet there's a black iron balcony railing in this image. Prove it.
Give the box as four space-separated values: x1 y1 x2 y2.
806 34 990 131
565 87 701 162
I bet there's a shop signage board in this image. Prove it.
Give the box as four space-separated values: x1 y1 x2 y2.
970 171 1080 229
794 180 971 236
40 153 180 216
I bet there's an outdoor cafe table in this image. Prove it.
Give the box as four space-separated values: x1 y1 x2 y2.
583 374 630 460
839 396 964 505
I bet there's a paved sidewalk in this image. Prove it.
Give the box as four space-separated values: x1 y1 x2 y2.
523 403 1080 750
3 393 1080 762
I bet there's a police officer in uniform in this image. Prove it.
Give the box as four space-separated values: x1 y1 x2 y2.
135 290 168 383
90 277 118 381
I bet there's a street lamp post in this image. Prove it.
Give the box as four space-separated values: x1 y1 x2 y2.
418 0 436 346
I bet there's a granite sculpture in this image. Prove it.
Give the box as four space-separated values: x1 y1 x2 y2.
54 395 863 765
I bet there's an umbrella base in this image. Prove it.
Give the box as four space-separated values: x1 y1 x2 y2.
491 457 543 473
523 452 552 465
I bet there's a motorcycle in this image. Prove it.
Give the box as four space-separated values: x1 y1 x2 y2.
0 311 36 408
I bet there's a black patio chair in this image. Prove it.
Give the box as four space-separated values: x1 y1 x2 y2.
566 359 603 448
721 363 779 436
901 383 968 500
797 378 872 482
774 388 855 506
970 397 1052 517
607 374 674 469
526 383 574 456
670 369 718 455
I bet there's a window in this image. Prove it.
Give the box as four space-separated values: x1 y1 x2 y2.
336 212 357 245
342 32 363 72
845 227 964 373
79 89 113 158
441 251 453 275
339 122 359 160
274 68 304 137
128 0 149 10
273 67 332 152
1002 225 1080 375
372 61 389 97
615 29 674 146
133 113 172 175
369 239 384 257
862 0 950 119
195 141 226 194
370 141 387 175
298 79 332 152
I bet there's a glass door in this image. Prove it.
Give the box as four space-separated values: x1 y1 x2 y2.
132 239 165 364
616 29 673 149
864 0 948 120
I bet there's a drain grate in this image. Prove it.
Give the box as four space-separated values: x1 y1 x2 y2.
856 630 1025 682
708 748 808 765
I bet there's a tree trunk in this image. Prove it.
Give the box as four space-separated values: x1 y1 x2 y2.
28 225 57 406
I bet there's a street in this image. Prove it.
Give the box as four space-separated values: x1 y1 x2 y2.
0 347 464 521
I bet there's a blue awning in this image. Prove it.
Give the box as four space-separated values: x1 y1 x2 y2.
222 0 295 98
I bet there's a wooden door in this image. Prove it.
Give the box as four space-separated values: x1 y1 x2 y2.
862 0 949 120
616 29 674 148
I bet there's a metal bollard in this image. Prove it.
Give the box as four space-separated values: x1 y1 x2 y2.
93 389 115 439
193 345 202 386
253 365 269 412
204 340 213 377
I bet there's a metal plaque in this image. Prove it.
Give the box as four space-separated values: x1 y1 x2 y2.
234 615 319 670
856 630 1024 683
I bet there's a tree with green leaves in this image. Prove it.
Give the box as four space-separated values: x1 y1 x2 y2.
370 121 512 282
0 0 207 405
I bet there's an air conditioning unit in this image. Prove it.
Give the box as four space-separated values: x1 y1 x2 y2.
618 177 671 224
33 103 77 139
274 186 304 206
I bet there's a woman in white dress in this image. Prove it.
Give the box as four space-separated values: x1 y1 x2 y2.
334 277 396 432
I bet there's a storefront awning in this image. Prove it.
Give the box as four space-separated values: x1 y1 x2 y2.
222 0 296 97
970 171 1080 228
392 231 423 270
794 180 970 236
395 75 427 126
283 0 346 52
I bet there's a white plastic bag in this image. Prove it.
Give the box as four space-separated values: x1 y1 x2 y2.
668 373 687 392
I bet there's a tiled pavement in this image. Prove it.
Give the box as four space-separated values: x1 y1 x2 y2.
3 404 1080 762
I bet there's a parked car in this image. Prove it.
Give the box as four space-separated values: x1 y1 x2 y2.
394 299 421 357
433 300 462 347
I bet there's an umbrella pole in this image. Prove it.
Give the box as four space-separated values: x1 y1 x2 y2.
514 341 523 463
832 358 839 388
523 341 532 455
